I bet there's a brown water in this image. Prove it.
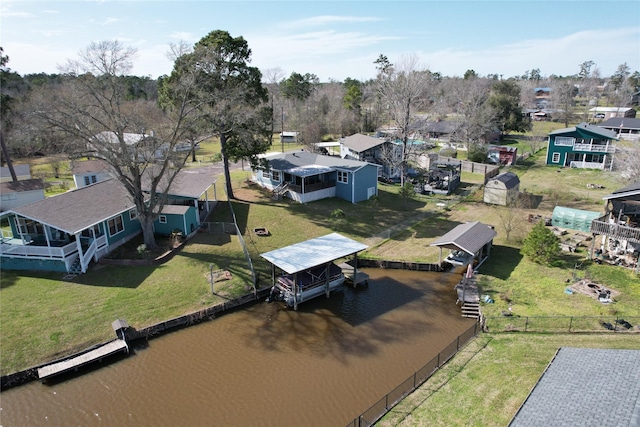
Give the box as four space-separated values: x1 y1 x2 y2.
0 269 473 427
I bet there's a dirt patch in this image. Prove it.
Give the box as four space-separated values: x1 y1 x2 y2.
570 279 620 302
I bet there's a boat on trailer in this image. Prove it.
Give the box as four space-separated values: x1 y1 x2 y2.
268 262 345 307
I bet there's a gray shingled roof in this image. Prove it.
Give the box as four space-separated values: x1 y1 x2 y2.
491 172 520 189
160 169 217 199
340 133 386 152
0 178 44 193
549 122 619 140
603 181 640 200
510 347 640 427
260 232 368 274
264 151 371 174
11 179 134 234
430 221 497 255
70 159 112 174
598 117 640 130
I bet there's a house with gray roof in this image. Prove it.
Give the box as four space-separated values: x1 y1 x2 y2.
597 117 640 142
0 171 217 274
70 159 115 189
546 122 618 170
252 150 380 203
0 178 45 212
510 347 640 427
484 172 520 206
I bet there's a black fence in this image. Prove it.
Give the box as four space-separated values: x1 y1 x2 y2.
346 321 480 427
485 316 640 333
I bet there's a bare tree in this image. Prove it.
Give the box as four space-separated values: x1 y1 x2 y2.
374 54 433 186
29 40 200 248
614 145 640 183
551 79 577 127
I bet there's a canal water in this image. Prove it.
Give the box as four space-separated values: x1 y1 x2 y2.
1 269 473 427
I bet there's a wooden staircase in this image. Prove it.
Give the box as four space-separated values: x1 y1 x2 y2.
460 302 480 319
272 182 290 200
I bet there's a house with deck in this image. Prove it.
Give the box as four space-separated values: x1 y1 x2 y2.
0 171 217 274
589 180 640 272
546 123 618 170
597 117 640 142
252 150 380 203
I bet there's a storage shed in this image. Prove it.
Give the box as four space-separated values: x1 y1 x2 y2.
483 172 520 206
551 206 600 232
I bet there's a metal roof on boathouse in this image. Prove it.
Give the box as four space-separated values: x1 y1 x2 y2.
260 233 368 274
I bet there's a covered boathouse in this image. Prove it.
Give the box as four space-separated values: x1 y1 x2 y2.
430 221 497 270
261 233 368 310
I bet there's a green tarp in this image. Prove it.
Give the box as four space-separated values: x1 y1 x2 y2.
551 206 601 232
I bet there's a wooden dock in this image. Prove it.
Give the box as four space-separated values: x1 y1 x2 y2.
339 263 370 286
37 339 128 381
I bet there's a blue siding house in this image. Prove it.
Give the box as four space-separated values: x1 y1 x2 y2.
0 171 217 274
252 151 380 203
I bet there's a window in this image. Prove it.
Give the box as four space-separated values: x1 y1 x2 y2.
552 152 560 163
15 218 43 235
554 137 574 146
84 175 97 186
159 215 167 224
107 215 124 236
129 208 138 220
337 171 348 184
271 171 280 181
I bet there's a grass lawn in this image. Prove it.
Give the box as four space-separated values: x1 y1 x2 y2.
377 333 640 427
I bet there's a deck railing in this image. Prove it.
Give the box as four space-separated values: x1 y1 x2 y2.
590 217 640 244
572 143 615 153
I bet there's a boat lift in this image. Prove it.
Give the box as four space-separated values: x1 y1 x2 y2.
260 233 368 310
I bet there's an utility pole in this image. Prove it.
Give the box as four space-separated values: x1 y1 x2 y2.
281 106 285 153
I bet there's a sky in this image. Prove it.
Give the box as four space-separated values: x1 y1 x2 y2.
2 0 639 82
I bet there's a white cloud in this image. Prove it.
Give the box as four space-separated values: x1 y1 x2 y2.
281 15 383 29
169 32 198 42
102 17 122 25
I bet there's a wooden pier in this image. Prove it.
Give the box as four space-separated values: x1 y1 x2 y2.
37 339 129 381
339 262 370 286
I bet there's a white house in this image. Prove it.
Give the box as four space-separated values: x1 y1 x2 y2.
71 159 116 189
0 178 45 212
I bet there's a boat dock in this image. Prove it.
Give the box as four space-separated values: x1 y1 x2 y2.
339 262 369 286
37 339 129 381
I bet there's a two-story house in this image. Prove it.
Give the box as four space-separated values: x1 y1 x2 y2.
546 123 618 170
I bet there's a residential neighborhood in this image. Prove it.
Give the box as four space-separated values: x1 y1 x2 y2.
1 2 639 425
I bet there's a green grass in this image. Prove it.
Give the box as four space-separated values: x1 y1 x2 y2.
378 333 640 427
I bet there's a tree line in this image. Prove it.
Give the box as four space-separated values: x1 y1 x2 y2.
1 34 639 247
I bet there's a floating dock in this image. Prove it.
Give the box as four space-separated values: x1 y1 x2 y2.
37 339 129 381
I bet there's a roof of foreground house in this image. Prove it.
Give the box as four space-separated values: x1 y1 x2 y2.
430 221 497 255
603 181 640 200
510 348 640 427
263 150 376 175
11 179 134 234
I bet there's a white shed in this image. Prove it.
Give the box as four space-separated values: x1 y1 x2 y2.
484 172 520 206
